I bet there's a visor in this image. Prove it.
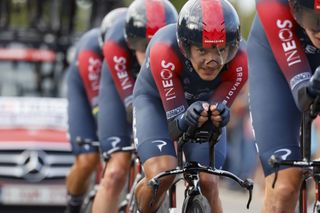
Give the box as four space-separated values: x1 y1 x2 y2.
207 40 239 65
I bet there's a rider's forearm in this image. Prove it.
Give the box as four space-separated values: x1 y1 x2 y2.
168 115 187 140
293 81 314 112
126 104 133 124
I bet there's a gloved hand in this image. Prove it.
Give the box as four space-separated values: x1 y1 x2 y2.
308 66 320 98
210 102 230 127
177 101 207 132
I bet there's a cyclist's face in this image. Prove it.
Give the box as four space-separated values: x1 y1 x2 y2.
305 29 320 48
189 45 225 81
135 50 146 65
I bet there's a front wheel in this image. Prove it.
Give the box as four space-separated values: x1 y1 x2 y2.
182 194 211 213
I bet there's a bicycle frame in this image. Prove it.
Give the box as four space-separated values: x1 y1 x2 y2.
269 99 320 213
149 128 253 212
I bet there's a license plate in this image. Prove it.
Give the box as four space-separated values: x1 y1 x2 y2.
0 184 67 205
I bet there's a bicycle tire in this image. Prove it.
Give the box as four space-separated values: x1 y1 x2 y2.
182 194 211 213
80 188 97 213
127 198 139 213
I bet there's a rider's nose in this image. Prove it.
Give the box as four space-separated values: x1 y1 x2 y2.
206 59 219 68
206 51 222 66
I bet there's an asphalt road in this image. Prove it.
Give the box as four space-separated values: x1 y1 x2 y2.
220 182 263 213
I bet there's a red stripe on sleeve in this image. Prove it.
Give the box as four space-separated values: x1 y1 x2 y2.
78 50 102 104
103 41 135 104
150 42 187 119
257 0 311 89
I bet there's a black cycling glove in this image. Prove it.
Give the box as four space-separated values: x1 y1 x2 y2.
177 101 205 132
215 103 230 127
294 67 320 111
308 66 320 98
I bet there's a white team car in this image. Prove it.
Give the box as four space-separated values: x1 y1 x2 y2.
0 97 73 211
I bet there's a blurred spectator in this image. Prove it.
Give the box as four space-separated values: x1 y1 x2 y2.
312 117 320 158
89 0 125 28
223 84 258 190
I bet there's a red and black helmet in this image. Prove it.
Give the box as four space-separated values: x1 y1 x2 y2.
289 0 320 32
124 0 178 51
177 0 240 63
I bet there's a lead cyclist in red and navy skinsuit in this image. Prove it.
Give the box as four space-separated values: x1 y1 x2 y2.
92 1 178 212
248 0 320 212
65 8 127 213
133 0 248 212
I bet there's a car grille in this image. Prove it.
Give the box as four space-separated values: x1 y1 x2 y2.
0 148 74 182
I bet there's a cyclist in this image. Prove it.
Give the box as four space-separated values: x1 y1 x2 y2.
92 0 178 212
65 8 127 213
247 0 320 212
133 0 248 212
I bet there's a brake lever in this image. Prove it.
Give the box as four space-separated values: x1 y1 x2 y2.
247 188 252 209
147 178 160 208
268 155 280 188
242 179 253 209
272 167 279 188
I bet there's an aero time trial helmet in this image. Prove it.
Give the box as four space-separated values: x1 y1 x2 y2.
125 0 178 51
289 0 320 32
99 7 128 47
177 0 240 64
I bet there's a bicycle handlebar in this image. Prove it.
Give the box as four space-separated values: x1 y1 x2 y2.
269 154 320 188
269 97 320 188
148 125 254 209
182 126 222 144
148 162 254 209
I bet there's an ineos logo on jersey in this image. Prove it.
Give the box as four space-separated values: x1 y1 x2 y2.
276 19 302 67
160 60 176 101
113 56 133 90
88 57 102 91
152 140 167 152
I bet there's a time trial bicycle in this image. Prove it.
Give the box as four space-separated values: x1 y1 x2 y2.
269 97 320 213
148 127 254 213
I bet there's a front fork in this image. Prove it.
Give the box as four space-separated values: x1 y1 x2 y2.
184 171 201 197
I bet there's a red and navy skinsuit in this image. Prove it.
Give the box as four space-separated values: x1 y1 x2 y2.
248 0 320 175
67 28 103 154
133 24 248 167
98 14 140 153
